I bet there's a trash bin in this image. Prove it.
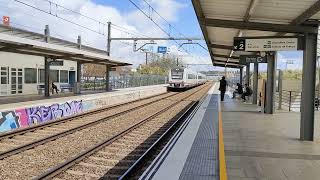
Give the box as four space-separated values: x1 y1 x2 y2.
73 82 81 94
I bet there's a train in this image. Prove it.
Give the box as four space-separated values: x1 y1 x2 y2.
167 67 207 91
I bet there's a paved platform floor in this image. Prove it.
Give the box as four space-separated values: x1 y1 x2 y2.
222 95 320 180
141 83 219 180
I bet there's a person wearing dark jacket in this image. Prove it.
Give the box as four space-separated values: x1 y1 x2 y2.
219 76 227 101
242 84 253 102
233 83 243 98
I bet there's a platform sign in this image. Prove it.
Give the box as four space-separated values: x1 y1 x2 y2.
50 60 64 66
2 16 9 26
233 38 245 51
234 37 298 51
239 55 267 65
157 46 167 53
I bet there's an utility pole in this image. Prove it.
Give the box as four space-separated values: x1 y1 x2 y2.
106 21 111 91
107 22 111 56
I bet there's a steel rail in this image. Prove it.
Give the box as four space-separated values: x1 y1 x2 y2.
118 100 200 179
0 92 179 160
34 84 210 180
0 92 170 140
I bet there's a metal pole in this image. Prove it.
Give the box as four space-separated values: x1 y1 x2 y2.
253 63 258 104
44 58 50 97
246 64 250 86
317 57 320 103
239 68 243 85
105 65 110 91
107 22 111 56
289 91 292 112
44 25 50 97
145 52 148 65
300 33 317 141
278 70 283 110
265 52 276 114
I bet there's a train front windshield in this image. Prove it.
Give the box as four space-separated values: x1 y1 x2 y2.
171 68 184 79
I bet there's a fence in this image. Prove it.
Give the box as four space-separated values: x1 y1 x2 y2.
81 75 167 91
276 90 319 112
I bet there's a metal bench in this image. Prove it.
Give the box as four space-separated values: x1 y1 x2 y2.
60 84 73 93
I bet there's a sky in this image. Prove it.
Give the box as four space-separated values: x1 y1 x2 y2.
0 0 305 72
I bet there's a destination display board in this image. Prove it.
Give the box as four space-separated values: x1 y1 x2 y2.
234 37 298 51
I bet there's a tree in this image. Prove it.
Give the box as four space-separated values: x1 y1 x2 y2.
82 64 107 80
137 54 184 75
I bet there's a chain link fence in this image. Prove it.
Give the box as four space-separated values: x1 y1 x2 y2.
81 74 168 91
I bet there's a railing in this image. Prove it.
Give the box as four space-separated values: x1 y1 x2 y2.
276 90 319 112
81 75 167 91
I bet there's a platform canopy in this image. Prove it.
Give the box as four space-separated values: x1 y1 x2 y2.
0 25 131 67
192 0 320 68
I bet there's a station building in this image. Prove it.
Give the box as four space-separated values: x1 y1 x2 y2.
0 52 77 96
0 24 130 96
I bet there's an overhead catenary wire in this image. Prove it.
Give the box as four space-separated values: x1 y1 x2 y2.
13 0 149 39
127 0 190 54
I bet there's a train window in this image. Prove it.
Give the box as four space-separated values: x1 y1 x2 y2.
188 74 195 79
60 70 68 83
24 68 37 84
50 70 59 83
171 69 183 79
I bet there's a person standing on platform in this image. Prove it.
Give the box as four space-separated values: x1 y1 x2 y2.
219 76 227 101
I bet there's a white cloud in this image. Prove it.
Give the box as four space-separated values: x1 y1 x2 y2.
0 0 210 68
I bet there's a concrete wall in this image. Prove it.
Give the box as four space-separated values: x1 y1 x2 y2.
0 85 167 133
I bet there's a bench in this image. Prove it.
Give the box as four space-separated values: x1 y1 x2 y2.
60 84 73 93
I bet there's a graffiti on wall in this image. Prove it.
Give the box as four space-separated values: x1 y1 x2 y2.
0 100 83 132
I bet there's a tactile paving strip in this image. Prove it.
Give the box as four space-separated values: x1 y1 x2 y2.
179 95 219 180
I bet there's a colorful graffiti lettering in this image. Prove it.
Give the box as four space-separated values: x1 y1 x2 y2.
0 100 83 133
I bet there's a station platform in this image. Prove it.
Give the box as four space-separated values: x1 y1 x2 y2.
141 83 221 180
0 85 167 133
222 95 320 180
140 85 320 180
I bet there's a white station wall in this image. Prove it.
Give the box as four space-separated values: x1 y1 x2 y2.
0 52 77 95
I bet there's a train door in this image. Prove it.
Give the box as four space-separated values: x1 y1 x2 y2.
10 68 23 95
0 67 9 96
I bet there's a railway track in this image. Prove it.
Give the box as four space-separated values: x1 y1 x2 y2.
0 92 178 159
35 84 212 180
0 83 211 179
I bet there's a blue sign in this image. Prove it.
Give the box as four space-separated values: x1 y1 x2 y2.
157 46 167 53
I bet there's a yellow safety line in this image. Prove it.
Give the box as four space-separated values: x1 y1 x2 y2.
219 110 228 180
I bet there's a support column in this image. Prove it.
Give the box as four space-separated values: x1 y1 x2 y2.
252 63 259 104
44 58 50 97
239 68 243 85
265 52 276 114
105 65 110 91
246 64 250 85
278 70 283 110
75 35 82 94
44 25 50 97
300 33 317 141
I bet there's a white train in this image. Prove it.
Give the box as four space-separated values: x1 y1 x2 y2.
168 67 207 91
